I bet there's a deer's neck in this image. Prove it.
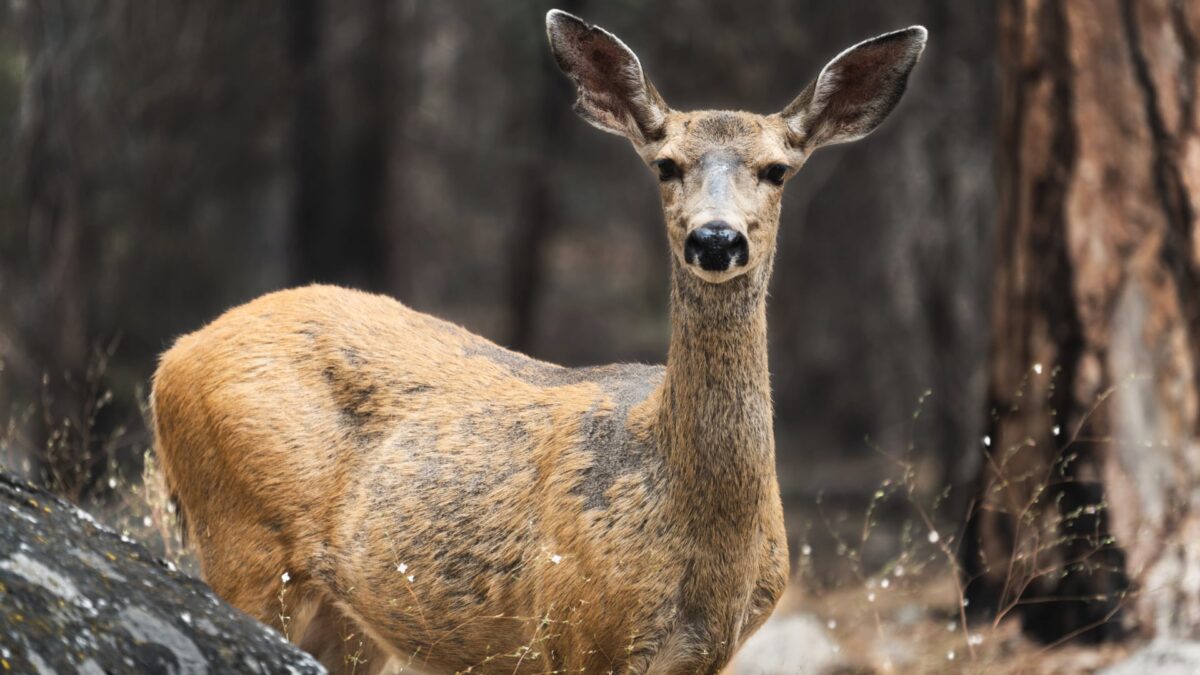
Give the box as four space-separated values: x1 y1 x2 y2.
655 256 775 527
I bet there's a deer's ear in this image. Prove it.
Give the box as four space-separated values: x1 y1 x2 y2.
546 10 669 144
781 26 926 151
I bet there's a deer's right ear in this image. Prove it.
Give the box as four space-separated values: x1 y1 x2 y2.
546 10 669 144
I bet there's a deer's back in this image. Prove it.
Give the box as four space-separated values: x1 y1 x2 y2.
153 284 680 671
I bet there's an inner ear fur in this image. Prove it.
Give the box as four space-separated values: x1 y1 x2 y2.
546 10 670 143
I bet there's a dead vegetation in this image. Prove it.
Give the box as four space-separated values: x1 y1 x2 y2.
0 366 1150 674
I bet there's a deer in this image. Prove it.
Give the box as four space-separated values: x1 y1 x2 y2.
151 10 925 675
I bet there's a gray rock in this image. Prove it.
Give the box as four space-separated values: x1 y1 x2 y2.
728 613 846 675
1099 641 1200 675
0 471 325 674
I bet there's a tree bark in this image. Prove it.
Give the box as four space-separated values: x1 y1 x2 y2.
966 0 1200 644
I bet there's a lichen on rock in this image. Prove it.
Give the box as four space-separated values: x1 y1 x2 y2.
0 471 324 674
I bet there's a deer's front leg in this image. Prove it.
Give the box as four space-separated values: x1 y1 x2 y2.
632 626 736 675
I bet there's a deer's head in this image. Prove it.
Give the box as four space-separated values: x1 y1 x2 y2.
547 10 926 284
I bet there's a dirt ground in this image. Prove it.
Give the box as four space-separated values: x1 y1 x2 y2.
729 574 1130 675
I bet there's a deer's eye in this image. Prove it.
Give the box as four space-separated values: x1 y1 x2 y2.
761 163 789 186
652 158 681 182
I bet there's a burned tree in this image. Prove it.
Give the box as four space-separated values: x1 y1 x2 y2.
967 0 1200 644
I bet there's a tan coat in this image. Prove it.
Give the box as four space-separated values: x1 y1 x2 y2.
153 279 787 674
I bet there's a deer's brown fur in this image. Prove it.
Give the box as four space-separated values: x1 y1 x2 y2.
153 11 925 674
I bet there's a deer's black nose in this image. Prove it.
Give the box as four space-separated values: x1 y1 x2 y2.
684 222 749 272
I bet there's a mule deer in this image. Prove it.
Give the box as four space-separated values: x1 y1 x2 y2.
152 11 925 674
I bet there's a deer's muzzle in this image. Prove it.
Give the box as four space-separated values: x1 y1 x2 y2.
684 221 749 273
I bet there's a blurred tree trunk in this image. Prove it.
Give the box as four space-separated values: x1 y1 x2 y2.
288 0 394 291
966 0 1200 644
505 0 584 351
286 0 332 286
384 0 423 303
342 0 394 292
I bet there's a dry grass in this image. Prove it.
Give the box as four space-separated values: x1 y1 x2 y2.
0 352 1148 674
0 343 194 572
746 573 1123 675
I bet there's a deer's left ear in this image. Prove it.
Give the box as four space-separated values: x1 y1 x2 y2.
546 10 670 144
781 26 927 151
